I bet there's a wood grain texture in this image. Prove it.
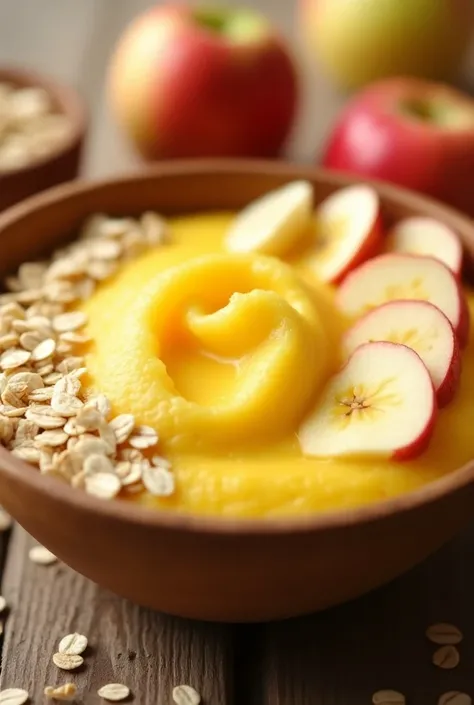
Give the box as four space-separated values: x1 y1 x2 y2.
261 525 474 705
0 527 233 704
0 0 344 178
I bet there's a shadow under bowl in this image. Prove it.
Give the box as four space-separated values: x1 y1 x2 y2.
0 66 87 212
0 160 473 622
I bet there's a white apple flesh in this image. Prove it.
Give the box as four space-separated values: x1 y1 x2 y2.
343 300 460 407
306 184 382 283
224 180 313 256
337 253 470 347
298 341 437 461
388 216 463 276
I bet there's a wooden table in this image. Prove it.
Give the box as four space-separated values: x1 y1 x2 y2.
1 2 474 703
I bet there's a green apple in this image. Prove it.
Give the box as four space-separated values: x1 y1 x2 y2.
300 0 474 90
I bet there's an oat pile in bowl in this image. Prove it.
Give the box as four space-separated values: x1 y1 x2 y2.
0 212 175 501
0 82 72 171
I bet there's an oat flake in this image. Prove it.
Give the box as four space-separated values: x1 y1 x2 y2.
29 545 57 565
74 406 101 430
25 405 66 429
35 430 68 447
59 632 88 655
28 386 54 402
84 453 115 475
52 651 84 671
109 413 135 443
0 688 29 705
426 623 463 645
54 374 81 398
73 436 110 458
438 693 472 705
120 461 143 487
51 391 83 417
129 424 158 449
85 472 121 499
0 348 31 370
142 465 175 497
52 311 87 333
31 337 56 362
433 644 460 669
44 683 77 701
19 331 44 351
12 445 41 464
0 596 7 613
97 683 131 702
172 685 201 705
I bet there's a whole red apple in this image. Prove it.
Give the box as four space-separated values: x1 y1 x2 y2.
107 3 298 159
322 78 474 216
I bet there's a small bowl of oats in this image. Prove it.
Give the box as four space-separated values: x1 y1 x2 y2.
0 66 86 212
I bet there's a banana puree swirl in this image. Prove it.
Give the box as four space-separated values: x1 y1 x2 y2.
84 252 330 449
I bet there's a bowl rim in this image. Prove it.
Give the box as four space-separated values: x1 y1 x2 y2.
0 65 87 179
1 157 474 536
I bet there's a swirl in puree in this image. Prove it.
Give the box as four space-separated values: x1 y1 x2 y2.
85 252 330 448
81 211 474 518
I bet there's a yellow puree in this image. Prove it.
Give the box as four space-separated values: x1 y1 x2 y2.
81 213 474 518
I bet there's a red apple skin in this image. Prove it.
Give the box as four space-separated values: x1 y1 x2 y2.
342 300 461 408
331 209 383 284
322 78 474 216
457 286 471 349
436 334 461 408
108 4 298 159
392 393 437 461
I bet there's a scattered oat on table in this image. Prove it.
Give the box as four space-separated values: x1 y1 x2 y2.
0 688 29 705
28 544 57 565
438 692 472 705
433 644 460 669
372 690 405 705
58 632 88 655
97 683 131 702
44 683 77 701
426 623 463 645
172 684 201 705
0 508 12 532
52 651 84 671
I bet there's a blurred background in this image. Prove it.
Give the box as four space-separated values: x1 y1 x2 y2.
0 0 318 177
1 0 474 204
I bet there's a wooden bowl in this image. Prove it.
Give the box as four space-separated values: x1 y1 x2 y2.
0 66 86 212
0 160 473 623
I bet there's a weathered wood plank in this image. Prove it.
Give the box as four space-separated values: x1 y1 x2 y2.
0 527 233 703
260 523 474 705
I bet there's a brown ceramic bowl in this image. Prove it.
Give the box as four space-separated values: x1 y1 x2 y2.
0 66 86 212
0 160 473 623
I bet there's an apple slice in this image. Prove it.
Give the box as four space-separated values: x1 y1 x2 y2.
299 341 437 461
337 253 470 347
388 216 463 276
224 180 313 256
306 184 382 283
343 300 460 407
